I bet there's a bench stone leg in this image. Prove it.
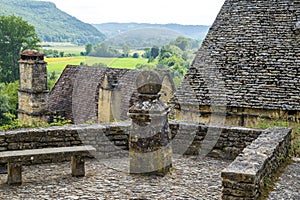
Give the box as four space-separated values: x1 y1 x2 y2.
72 155 85 177
7 162 22 185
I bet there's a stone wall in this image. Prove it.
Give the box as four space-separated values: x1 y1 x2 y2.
221 127 291 200
0 121 264 162
0 120 290 162
0 121 292 198
174 105 300 127
169 121 263 159
0 122 130 164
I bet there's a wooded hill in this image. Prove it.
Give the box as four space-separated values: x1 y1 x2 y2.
104 28 185 48
93 22 210 41
0 0 105 45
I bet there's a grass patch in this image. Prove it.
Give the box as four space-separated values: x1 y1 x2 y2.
254 118 300 157
45 56 85 73
109 58 148 69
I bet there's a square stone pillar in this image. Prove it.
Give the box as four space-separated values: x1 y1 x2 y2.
128 71 172 176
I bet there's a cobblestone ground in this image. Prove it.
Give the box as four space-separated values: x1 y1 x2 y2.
0 157 231 200
1 157 299 200
267 158 300 200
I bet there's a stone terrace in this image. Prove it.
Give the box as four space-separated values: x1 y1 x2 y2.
0 157 231 200
0 157 299 199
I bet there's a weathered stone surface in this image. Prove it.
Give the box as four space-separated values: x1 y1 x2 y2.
18 50 49 124
7 162 22 186
267 159 300 200
48 65 175 124
172 0 300 125
221 127 292 199
169 121 262 159
0 157 231 199
128 71 172 175
0 121 264 163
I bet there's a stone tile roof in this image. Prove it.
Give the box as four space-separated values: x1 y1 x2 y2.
48 65 81 121
48 65 174 123
173 0 300 110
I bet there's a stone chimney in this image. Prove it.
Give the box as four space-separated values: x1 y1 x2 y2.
18 50 49 124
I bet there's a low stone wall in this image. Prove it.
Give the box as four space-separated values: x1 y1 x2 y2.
0 121 292 198
0 120 263 162
0 122 130 163
221 127 291 200
169 121 263 159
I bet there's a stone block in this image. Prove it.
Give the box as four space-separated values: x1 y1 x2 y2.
71 155 85 177
7 162 22 185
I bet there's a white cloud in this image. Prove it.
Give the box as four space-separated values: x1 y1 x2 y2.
46 0 225 25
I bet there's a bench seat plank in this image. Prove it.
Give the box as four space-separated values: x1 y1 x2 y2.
0 145 96 185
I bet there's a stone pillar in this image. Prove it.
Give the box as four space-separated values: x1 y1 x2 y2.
128 71 172 176
18 50 49 124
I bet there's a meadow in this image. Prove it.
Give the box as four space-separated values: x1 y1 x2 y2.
45 56 148 74
43 42 149 74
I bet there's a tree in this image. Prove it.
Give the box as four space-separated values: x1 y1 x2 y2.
150 46 159 59
0 15 40 83
85 43 93 55
59 51 64 57
142 48 151 58
89 43 121 57
132 52 139 58
171 36 190 51
122 45 130 57
0 83 11 125
1 81 19 115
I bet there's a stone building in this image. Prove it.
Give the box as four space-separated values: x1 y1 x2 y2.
171 0 300 126
18 49 175 125
48 65 175 124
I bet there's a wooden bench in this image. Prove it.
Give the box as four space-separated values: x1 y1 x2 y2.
0 145 96 185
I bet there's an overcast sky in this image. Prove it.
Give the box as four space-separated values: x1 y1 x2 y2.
44 0 225 25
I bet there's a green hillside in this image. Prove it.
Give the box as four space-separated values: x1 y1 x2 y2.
0 0 105 45
105 28 184 48
93 22 210 41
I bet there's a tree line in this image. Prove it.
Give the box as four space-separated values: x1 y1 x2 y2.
136 36 201 87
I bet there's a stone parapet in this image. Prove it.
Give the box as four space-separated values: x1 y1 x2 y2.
221 127 291 200
0 121 264 163
169 121 262 159
0 122 130 164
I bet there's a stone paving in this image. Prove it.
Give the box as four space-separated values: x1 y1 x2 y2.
267 158 300 200
0 157 299 200
0 157 231 200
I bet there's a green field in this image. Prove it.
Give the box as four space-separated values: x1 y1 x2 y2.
45 56 148 74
